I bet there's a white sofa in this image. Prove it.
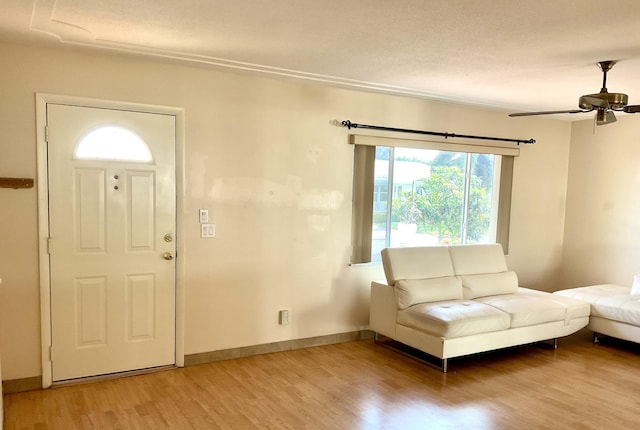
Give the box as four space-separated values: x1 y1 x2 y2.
554 284 640 344
370 244 590 371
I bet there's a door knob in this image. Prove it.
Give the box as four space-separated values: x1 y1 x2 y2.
163 251 174 261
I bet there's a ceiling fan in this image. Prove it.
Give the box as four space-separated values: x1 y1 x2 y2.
509 61 640 125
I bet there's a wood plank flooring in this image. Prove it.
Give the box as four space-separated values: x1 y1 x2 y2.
5 329 640 429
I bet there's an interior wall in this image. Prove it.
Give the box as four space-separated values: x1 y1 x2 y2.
561 115 640 288
0 40 572 381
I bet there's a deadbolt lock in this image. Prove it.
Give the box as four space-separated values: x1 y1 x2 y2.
164 233 173 242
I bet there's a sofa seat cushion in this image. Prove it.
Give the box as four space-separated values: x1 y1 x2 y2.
395 276 463 309
554 284 630 302
521 287 591 321
555 284 640 325
397 300 510 338
475 293 567 328
591 295 640 325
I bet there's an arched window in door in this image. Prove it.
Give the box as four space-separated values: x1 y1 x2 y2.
74 126 153 162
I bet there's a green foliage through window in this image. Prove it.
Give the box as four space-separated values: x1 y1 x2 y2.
371 147 498 259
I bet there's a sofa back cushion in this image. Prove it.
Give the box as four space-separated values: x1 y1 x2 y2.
395 276 463 309
448 243 508 275
381 246 454 286
461 271 519 299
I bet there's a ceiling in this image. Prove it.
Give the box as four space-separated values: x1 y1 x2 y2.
3 0 640 120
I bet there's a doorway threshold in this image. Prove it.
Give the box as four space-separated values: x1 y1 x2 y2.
52 365 177 388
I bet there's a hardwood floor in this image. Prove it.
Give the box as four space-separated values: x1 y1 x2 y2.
5 329 640 429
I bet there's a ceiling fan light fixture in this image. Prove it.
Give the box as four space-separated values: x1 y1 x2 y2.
596 109 616 125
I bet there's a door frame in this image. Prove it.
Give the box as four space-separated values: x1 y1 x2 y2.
36 93 186 388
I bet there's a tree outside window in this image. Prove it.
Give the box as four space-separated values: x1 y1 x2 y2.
371 147 497 261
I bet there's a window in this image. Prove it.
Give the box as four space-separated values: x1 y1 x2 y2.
75 126 153 162
351 135 516 264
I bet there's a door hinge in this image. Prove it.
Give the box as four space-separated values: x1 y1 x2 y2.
45 125 49 143
48 345 53 362
47 237 52 254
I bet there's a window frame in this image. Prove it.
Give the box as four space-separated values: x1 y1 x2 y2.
350 134 518 264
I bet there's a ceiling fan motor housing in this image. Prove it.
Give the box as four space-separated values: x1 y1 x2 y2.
579 92 628 110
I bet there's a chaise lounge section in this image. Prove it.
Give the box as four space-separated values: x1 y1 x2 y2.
554 284 640 344
370 244 590 371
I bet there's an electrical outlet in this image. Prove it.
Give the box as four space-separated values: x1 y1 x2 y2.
279 310 289 325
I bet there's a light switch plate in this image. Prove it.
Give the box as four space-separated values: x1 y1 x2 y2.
201 223 215 238
199 209 209 224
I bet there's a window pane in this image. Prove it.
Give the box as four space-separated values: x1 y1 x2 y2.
465 153 497 244
75 126 153 162
367 147 500 262
390 147 440 247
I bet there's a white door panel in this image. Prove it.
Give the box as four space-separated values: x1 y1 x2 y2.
47 104 176 382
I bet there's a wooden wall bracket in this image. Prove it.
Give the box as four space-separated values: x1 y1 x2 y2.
0 177 34 189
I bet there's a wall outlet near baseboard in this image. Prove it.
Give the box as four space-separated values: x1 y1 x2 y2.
279 310 289 325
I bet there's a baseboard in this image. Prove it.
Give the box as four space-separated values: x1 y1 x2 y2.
1 331 374 393
184 330 374 367
2 376 42 394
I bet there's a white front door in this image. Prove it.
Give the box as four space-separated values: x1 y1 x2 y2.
47 104 176 382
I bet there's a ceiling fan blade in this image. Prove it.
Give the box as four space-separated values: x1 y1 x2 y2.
509 109 586 117
623 105 640 113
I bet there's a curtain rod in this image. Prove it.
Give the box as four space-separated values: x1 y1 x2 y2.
341 120 535 145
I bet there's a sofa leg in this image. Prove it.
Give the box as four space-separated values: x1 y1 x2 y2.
373 332 380 343
442 358 448 373
552 338 558 349
593 332 601 344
